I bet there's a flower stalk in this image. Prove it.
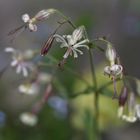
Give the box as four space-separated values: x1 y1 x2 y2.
88 49 99 140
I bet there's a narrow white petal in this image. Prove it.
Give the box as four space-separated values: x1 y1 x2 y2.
63 52 69 58
67 35 75 45
22 67 28 77
11 60 18 67
73 48 83 55
73 44 89 49
16 65 22 74
104 66 111 75
72 50 78 58
54 34 66 43
75 39 89 46
29 24 37 32
118 106 124 118
5 47 15 52
22 14 30 23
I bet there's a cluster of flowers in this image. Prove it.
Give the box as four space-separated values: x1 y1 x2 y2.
103 40 140 122
5 8 140 126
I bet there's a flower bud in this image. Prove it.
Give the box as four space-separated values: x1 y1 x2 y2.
106 43 116 65
35 9 56 21
119 87 128 106
41 35 55 56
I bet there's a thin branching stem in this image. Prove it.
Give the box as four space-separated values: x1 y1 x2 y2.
88 48 99 140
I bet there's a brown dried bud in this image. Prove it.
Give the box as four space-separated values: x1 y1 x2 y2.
41 35 55 56
119 86 128 106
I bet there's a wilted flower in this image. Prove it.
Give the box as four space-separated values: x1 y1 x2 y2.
19 112 38 126
5 47 34 77
105 43 116 66
54 26 89 59
18 83 39 95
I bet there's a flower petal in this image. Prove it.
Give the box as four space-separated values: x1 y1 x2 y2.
11 60 18 67
29 24 37 32
16 65 22 74
5 47 15 52
22 67 28 77
73 48 83 55
72 26 84 42
22 14 30 23
54 34 67 43
72 50 78 58
104 66 111 75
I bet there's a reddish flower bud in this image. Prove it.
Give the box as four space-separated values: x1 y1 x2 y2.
119 87 128 106
41 35 55 56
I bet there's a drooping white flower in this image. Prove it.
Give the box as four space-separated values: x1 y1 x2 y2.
8 9 57 36
22 14 37 32
104 64 123 77
54 26 89 58
5 47 34 77
22 9 56 32
122 115 137 123
117 92 140 123
18 83 39 95
19 112 38 126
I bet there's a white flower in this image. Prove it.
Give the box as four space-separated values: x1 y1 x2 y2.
122 115 137 123
19 112 38 126
18 83 39 95
22 9 56 32
118 106 137 123
104 64 123 77
118 93 140 123
5 47 34 77
22 14 37 32
54 26 89 58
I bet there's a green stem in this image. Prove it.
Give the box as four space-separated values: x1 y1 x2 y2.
88 49 99 140
40 56 90 86
56 10 76 29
